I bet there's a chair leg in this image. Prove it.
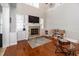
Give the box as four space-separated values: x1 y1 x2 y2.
69 51 76 56
55 46 70 56
55 47 64 53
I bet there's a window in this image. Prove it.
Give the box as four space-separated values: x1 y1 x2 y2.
25 3 39 8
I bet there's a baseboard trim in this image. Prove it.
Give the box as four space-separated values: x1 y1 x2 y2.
10 42 17 46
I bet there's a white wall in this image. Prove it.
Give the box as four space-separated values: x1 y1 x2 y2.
16 14 44 41
0 5 2 33
16 4 45 41
10 6 16 32
45 3 79 40
16 14 26 41
0 13 2 33
1 3 45 47
9 4 17 46
17 31 26 41
1 4 17 47
9 32 17 45
16 3 45 19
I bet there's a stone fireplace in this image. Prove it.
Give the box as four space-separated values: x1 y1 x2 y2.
29 26 40 37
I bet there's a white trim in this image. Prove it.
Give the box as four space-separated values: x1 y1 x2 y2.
9 42 17 46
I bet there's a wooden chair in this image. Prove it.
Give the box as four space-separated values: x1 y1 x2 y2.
50 29 76 56
55 39 76 56
51 29 65 39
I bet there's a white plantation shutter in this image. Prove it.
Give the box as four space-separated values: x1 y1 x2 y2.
16 14 24 31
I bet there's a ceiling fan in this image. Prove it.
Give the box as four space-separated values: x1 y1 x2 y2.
45 3 63 9
45 3 55 8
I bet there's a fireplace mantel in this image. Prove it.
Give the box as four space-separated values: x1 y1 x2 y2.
28 23 40 26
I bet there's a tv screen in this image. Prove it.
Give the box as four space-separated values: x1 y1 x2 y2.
29 15 39 23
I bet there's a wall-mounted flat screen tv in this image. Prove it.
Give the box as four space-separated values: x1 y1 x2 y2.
29 15 39 23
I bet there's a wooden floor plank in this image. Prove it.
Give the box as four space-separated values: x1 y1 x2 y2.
4 38 79 56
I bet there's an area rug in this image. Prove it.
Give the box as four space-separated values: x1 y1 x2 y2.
28 37 51 48
0 48 6 56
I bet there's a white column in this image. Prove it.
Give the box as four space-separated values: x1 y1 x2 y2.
40 18 44 29
9 6 17 46
25 15 29 40
2 5 10 48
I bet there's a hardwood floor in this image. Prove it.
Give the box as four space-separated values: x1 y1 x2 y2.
4 38 79 56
